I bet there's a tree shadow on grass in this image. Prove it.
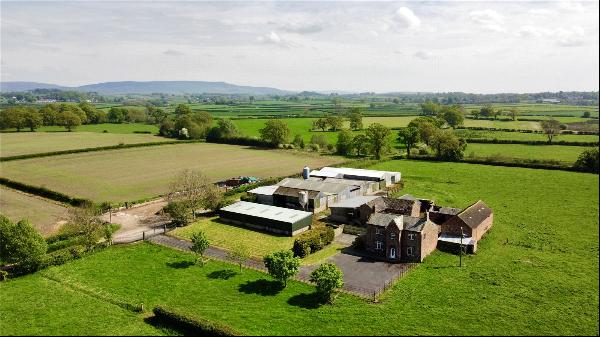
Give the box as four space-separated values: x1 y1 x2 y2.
238 279 284 296
166 260 195 269
207 269 239 280
287 292 327 309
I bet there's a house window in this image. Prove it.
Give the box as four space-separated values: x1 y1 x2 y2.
375 228 382 235
390 232 396 240
376 241 383 250
407 247 414 256
408 233 416 240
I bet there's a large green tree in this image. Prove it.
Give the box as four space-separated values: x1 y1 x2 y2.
438 105 464 128
336 129 354 156
574 147 599 173
365 123 393 160
540 119 561 143
61 111 82 131
397 126 420 158
263 250 300 287
0 215 47 271
259 119 290 146
175 104 192 116
348 107 363 130
430 129 466 160
310 263 344 304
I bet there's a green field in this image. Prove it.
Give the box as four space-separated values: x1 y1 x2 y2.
0 143 343 203
464 143 588 164
455 129 599 143
464 103 599 118
0 273 166 335
1 160 597 335
0 187 68 236
0 131 169 157
34 123 159 134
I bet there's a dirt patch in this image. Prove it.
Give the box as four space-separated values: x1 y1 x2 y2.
101 199 171 242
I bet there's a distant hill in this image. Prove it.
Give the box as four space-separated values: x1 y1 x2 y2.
0 82 67 92
0 81 292 96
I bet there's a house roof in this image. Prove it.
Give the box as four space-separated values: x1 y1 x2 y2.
220 201 312 224
322 178 376 188
456 200 492 229
248 185 278 196
399 194 417 201
276 178 354 194
329 196 382 209
431 206 462 215
367 213 402 227
311 167 391 180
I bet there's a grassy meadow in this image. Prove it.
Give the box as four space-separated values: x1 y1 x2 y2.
0 131 169 157
0 273 167 335
455 129 599 143
0 187 68 236
1 160 597 335
464 143 588 163
0 143 343 203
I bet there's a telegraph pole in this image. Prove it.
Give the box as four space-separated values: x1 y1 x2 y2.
459 226 464 267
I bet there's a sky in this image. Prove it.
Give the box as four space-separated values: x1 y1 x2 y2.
1 0 599 93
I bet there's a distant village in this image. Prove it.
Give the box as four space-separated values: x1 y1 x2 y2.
219 166 493 263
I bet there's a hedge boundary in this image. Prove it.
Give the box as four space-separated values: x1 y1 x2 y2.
402 155 597 173
0 177 93 207
0 139 205 162
152 305 243 336
464 138 598 146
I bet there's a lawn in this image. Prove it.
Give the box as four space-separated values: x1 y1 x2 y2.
2 160 596 335
464 143 587 164
171 217 344 264
171 216 296 259
0 187 68 236
0 143 343 203
0 131 169 157
0 273 167 336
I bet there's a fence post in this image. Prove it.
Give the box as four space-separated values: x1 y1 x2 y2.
142 231 145 241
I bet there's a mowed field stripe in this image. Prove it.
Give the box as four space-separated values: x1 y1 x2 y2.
0 142 343 203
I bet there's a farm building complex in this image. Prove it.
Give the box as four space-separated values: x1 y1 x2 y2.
219 166 493 263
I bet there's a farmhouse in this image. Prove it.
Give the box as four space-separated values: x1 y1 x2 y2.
219 201 313 236
364 213 439 263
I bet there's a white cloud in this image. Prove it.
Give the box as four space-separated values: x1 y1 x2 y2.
390 7 421 30
163 49 184 56
557 1 585 13
280 22 322 34
413 50 433 60
518 25 586 47
257 31 295 48
469 9 506 33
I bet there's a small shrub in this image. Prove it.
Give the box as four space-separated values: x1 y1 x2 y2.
292 239 311 258
351 235 366 250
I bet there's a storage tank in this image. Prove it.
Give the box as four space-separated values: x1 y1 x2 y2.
302 166 310 180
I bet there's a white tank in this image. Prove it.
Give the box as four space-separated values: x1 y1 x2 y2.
302 166 310 180
299 191 309 210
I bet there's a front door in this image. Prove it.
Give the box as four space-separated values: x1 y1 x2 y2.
390 247 396 259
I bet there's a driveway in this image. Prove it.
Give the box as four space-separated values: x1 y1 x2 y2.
101 198 170 243
298 249 415 297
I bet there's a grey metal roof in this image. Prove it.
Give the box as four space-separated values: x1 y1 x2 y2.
329 196 382 209
248 185 278 196
220 201 312 224
276 178 354 194
323 178 377 187
273 186 323 199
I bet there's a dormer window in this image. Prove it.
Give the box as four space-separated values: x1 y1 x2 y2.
390 232 396 240
408 233 416 240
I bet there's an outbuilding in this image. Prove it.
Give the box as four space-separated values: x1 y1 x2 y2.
219 201 313 236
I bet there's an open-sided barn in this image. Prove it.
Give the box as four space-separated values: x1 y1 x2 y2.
219 201 313 236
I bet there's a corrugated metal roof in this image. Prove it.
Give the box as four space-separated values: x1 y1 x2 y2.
276 178 353 194
330 196 381 209
248 185 278 196
312 167 401 181
220 201 312 224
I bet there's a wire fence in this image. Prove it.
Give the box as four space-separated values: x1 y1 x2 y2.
113 223 173 244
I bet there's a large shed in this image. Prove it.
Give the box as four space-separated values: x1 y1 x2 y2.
219 201 313 236
272 178 362 212
309 167 401 187
247 185 278 205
